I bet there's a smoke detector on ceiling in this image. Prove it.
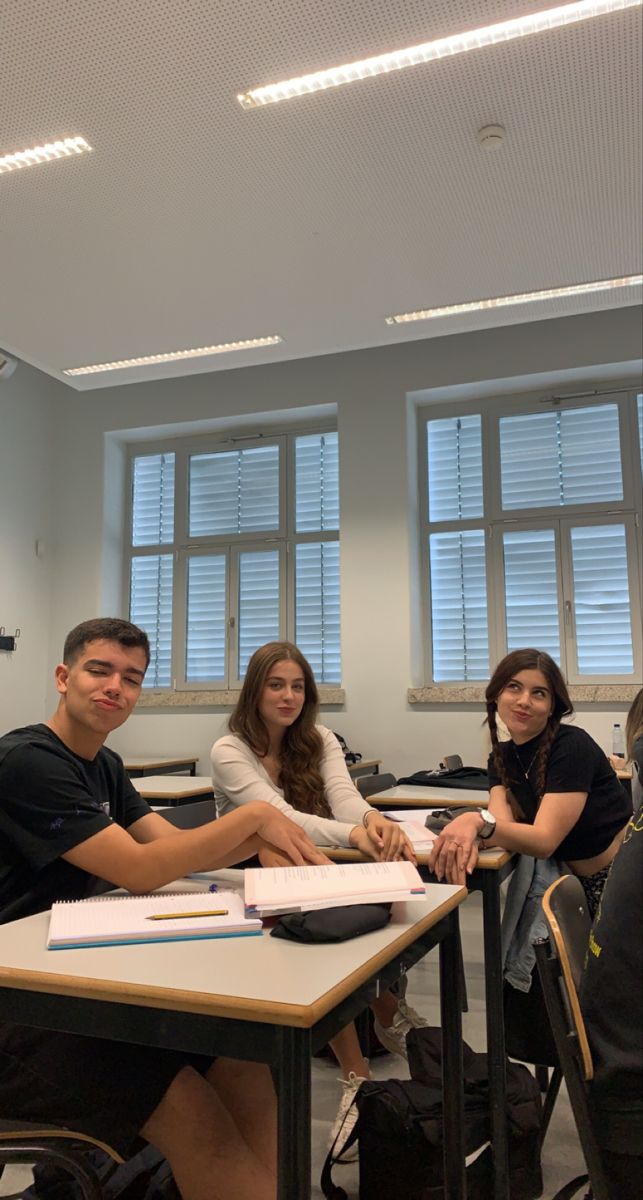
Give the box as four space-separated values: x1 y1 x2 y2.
477 125 506 148
0 351 17 380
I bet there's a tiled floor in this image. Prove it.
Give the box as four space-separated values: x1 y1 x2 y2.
0 893 586 1198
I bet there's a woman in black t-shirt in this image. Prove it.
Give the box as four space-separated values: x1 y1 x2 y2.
429 649 631 915
623 687 643 811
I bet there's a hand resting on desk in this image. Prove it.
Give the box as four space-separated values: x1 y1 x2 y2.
349 813 416 864
428 812 483 884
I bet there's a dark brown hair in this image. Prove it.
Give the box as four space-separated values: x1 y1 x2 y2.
63 619 150 669
625 688 643 762
486 649 573 817
229 642 330 817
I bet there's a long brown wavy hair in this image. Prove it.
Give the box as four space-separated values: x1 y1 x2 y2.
625 687 643 762
486 649 573 818
229 642 331 817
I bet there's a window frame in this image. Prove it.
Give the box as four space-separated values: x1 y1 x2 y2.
419 387 643 686
124 423 340 691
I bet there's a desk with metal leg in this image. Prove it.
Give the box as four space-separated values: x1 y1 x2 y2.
0 884 467 1200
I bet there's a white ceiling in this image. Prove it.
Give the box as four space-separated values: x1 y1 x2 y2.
1 0 641 391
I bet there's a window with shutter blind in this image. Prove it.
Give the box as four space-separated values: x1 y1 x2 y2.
126 428 340 688
421 390 642 685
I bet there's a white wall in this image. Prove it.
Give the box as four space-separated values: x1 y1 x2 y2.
0 363 58 729
18 307 643 772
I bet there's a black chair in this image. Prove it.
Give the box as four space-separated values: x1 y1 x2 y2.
157 799 217 828
0 1123 123 1200
534 874 611 1200
441 754 463 770
355 772 396 800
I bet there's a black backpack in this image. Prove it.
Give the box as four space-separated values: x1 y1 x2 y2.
332 731 362 765
321 1027 543 1200
396 767 489 791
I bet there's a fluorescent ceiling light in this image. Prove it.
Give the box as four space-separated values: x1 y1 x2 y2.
238 0 641 108
63 336 283 376
385 275 643 324
0 136 92 175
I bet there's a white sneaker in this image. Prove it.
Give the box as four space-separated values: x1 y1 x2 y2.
373 999 429 1060
328 1071 366 1162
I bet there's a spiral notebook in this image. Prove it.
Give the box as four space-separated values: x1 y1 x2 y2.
47 891 262 950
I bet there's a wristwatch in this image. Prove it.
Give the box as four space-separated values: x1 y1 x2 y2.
476 809 497 840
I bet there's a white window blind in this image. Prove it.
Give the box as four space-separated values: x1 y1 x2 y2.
421 390 642 685
429 531 489 681
238 549 281 677
295 433 339 532
132 454 175 546
186 555 227 682
127 426 340 687
189 446 280 537
129 554 173 688
500 404 623 510
295 541 341 682
427 415 483 522
503 529 560 660
570 524 634 675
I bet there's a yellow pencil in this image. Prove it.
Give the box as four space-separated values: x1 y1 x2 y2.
147 909 229 921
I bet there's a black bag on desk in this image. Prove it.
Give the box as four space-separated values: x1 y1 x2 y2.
321 1027 543 1200
270 902 392 943
397 767 489 790
423 806 482 833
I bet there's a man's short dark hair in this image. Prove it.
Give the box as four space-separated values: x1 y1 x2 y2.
63 619 150 669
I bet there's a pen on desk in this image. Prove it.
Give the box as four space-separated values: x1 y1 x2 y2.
147 909 229 921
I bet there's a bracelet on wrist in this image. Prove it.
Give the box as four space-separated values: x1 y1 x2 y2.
362 809 376 829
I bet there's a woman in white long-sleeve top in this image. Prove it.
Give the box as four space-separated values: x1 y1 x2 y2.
211 641 426 1159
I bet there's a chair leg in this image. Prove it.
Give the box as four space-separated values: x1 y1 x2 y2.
535 1064 550 1091
540 1066 564 1145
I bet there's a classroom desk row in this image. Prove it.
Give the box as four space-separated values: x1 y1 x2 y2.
124 755 382 781
0 881 467 1200
131 776 490 807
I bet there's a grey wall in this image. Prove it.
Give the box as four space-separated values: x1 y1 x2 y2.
2 306 641 771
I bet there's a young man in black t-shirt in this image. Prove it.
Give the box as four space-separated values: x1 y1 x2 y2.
0 617 328 1200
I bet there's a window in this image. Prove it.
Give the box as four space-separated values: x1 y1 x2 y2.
127 430 340 688
420 391 643 684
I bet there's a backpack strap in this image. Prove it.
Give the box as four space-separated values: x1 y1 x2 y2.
549 1175 590 1200
319 1093 360 1199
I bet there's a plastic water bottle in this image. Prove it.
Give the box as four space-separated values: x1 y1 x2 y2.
611 724 625 759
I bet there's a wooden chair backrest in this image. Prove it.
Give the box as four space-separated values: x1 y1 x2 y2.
541 874 593 1081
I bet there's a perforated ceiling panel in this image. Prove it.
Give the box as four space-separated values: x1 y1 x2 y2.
1 1 641 389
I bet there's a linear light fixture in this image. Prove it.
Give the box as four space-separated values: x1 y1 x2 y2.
63 336 283 377
0 136 92 175
237 0 641 108
384 275 643 325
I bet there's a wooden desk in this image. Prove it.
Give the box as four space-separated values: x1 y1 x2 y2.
370 784 489 808
132 775 214 804
0 883 468 1200
327 842 515 1200
346 758 381 778
124 755 199 778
